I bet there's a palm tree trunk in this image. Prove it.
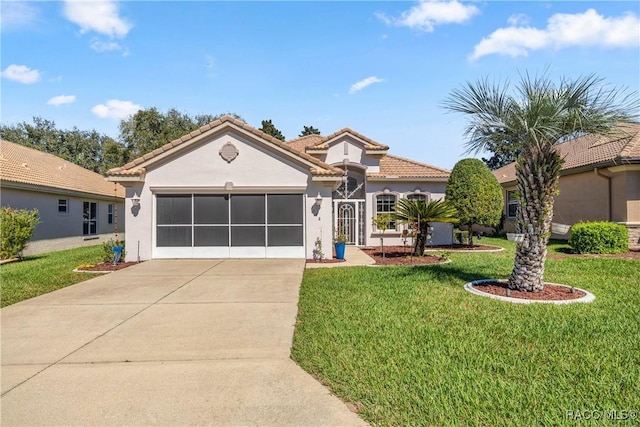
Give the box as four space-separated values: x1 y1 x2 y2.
413 223 428 256
508 149 562 292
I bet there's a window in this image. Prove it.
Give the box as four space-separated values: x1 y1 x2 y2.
58 199 68 214
107 204 114 224
375 194 397 230
507 190 518 218
83 202 97 235
407 193 428 202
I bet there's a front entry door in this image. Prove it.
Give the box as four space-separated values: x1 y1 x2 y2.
333 200 365 245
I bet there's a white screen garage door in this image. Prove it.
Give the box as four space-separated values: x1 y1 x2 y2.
154 194 305 258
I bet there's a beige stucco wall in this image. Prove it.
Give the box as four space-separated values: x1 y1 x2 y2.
1 186 125 254
502 166 640 246
121 128 334 261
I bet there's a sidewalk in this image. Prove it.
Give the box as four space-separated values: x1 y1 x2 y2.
306 246 376 269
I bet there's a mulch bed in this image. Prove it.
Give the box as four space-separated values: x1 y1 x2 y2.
76 261 142 272
306 258 346 264
360 246 448 266
472 281 586 301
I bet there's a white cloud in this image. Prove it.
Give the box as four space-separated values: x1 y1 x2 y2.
378 0 479 32
471 9 640 60
63 0 132 38
47 95 77 106
1 64 41 84
1 2 40 30
507 14 530 27
92 99 141 119
349 76 384 94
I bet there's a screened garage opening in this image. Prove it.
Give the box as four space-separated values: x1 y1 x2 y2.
154 193 305 258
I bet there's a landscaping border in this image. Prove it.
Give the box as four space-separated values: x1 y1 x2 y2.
464 279 595 304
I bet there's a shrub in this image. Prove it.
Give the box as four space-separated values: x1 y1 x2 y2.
569 221 628 254
102 238 126 263
0 207 40 259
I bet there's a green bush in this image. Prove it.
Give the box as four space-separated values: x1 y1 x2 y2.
102 238 126 263
569 221 628 254
0 207 40 260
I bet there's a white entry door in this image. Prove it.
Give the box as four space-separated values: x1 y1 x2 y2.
333 200 365 245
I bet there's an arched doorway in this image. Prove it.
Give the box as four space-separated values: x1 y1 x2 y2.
333 165 366 245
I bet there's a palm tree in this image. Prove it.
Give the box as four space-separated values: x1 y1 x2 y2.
394 199 458 256
444 72 636 291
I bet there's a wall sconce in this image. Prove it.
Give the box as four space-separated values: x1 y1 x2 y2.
131 193 141 207
315 192 322 206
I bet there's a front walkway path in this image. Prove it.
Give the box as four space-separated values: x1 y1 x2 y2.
1 259 368 426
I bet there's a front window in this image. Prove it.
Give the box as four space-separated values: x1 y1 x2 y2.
507 190 518 218
107 204 114 224
407 193 428 202
83 202 97 235
375 194 397 230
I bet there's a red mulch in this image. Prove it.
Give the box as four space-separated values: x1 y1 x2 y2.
306 258 347 264
360 246 448 266
76 261 142 272
472 281 586 301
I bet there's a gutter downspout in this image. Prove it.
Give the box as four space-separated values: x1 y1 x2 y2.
594 167 612 221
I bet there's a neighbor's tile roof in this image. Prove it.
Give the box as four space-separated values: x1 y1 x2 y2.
0 140 125 198
370 154 450 179
108 116 343 178
287 134 324 152
493 122 640 184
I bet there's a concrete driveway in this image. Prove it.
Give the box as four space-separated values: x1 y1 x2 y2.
1 259 367 426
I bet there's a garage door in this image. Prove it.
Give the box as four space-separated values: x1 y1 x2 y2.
154 193 305 258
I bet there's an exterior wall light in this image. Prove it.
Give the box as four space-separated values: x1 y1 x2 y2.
315 192 323 206
131 193 141 207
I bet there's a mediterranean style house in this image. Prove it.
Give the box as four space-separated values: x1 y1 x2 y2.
0 140 125 255
107 115 452 260
493 122 640 248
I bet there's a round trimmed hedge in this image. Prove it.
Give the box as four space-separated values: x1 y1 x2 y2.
568 221 628 254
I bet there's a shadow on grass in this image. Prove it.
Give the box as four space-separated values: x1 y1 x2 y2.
396 262 508 286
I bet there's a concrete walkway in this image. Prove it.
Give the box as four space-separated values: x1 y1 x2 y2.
305 246 376 269
1 259 368 426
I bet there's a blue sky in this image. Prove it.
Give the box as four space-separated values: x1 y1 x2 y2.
2 1 639 169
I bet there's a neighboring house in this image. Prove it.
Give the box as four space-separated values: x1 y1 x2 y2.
493 123 640 248
107 116 451 261
0 140 125 255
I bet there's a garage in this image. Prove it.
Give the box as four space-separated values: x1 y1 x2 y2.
154 193 305 258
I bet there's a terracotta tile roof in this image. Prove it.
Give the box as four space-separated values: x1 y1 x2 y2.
307 128 389 151
368 154 451 179
107 116 343 178
287 134 324 152
0 140 125 198
493 122 640 184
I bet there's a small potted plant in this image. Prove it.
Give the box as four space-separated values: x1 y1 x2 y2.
333 232 347 260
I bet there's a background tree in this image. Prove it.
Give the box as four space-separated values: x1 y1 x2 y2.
299 125 321 136
259 119 285 141
480 133 522 170
394 199 458 256
0 117 122 174
119 108 245 159
444 71 636 292
445 158 503 246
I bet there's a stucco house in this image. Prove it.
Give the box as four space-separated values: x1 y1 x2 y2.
493 123 640 248
0 140 125 255
107 115 452 260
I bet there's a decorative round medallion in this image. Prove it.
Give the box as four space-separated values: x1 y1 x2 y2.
219 142 239 163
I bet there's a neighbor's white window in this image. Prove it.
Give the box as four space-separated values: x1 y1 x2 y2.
58 199 69 214
406 193 428 202
375 194 397 230
507 190 518 218
83 202 97 235
107 204 114 224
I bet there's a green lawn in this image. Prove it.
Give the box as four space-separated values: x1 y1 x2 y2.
1 245 105 307
292 237 640 426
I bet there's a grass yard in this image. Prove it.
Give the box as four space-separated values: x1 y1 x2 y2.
292 237 640 426
1 245 105 307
